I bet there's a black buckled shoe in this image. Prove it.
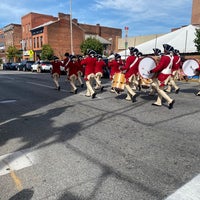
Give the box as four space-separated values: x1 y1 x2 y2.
168 99 175 109
131 94 138 102
100 86 104 92
175 88 180 94
91 92 97 99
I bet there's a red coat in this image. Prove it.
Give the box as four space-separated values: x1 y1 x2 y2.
151 55 173 86
65 61 78 77
81 56 97 80
63 57 70 68
121 55 140 82
172 55 182 71
95 60 106 74
196 63 200 72
108 59 123 79
77 60 84 73
51 60 62 75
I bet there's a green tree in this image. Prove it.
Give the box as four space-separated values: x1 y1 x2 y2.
6 46 21 62
194 28 200 53
41 44 54 60
80 37 103 55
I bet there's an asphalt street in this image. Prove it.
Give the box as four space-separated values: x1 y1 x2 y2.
0 71 200 200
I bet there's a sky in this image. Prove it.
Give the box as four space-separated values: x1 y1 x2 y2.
0 0 193 37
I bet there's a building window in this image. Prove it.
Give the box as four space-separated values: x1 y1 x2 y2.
34 37 36 48
37 37 39 48
25 39 28 50
40 36 43 47
30 38 32 48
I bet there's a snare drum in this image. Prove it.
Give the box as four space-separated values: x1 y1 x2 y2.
139 77 153 89
182 59 199 76
112 72 125 91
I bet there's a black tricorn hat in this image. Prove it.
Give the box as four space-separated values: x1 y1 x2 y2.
153 48 162 56
163 44 174 53
114 53 121 59
173 49 180 55
53 56 59 60
137 52 143 57
129 47 139 54
64 52 70 57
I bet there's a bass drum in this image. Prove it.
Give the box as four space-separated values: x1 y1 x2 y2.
182 59 199 76
138 57 156 89
138 57 156 79
112 72 125 91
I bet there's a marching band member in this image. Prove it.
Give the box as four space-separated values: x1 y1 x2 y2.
81 50 97 98
165 49 181 93
63 52 70 78
120 47 140 102
76 55 84 88
94 54 106 91
65 55 79 94
153 48 162 63
148 48 163 96
108 53 123 92
51 56 62 91
150 44 175 109
195 64 200 96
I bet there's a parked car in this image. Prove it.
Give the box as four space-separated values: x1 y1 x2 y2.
31 61 52 72
3 62 17 70
17 60 35 71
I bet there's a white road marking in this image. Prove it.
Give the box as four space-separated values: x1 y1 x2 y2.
0 99 17 104
27 81 54 89
0 149 37 176
165 174 200 200
27 81 103 99
0 118 18 126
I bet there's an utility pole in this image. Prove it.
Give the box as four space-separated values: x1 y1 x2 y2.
124 26 129 60
70 0 74 55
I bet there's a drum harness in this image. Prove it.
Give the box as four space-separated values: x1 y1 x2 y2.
161 55 174 75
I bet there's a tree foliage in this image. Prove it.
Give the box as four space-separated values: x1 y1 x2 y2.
194 28 200 53
41 44 54 60
6 46 22 62
80 37 103 55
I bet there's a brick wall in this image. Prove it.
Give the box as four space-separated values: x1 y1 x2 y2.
79 23 121 52
21 12 122 60
47 19 84 58
191 0 200 25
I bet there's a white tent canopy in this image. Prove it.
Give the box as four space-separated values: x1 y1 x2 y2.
109 24 199 59
136 24 199 54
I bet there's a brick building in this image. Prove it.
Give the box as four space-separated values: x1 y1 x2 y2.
2 24 22 62
0 30 5 61
22 12 122 60
191 0 200 25
21 12 57 60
